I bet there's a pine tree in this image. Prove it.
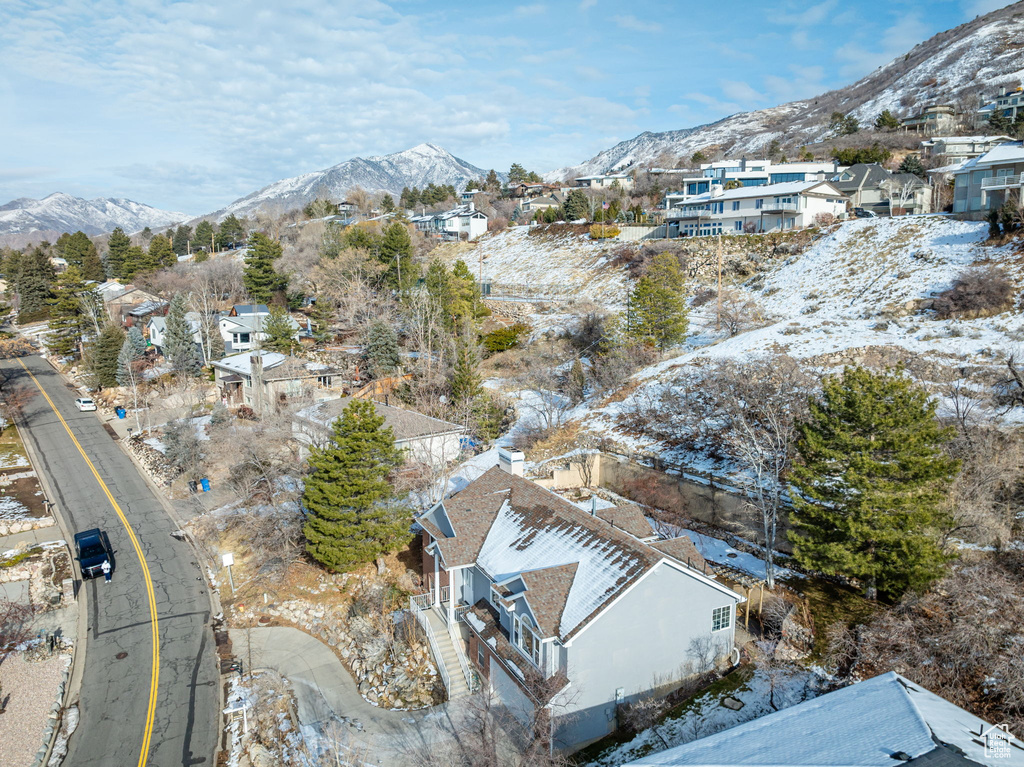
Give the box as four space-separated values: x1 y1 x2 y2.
380 194 395 213
58 231 104 281
302 399 411 572
363 321 399 378
87 324 126 388
310 297 336 345
164 293 202 376
126 325 148 356
378 222 414 292
897 155 925 177
788 367 960 600
450 259 482 326
508 163 528 184
988 110 1012 134
217 214 245 247
147 234 176 269
12 245 55 321
121 245 150 280
450 340 482 404
424 259 456 329
485 169 501 193
261 305 295 353
874 109 900 131
106 227 131 279
243 233 287 303
562 189 589 221
567 359 587 404
194 220 215 252
172 225 191 255
627 252 689 350
47 266 92 358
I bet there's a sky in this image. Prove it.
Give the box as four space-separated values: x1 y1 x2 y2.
0 0 1013 214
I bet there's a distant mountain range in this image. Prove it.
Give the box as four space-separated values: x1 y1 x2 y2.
548 2 1024 180
208 143 499 220
0 193 188 249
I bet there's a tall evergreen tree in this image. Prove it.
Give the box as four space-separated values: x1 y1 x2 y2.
627 251 689 350
148 234 176 268
485 169 501 193
302 399 411 572
87 324 126 388
106 227 131 279
58 231 104 281
378 222 414 292
897 155 926 177
243 233 287 303
788 367 960 600
874 109 900 131
261 306 296 353
46 266 93 358
164 293 202 376
11 245 55 321
126 325 148 356
217 214 245 247
121 245 150 280
450 340 482 405
194 220 215 252
562 189 590 221
310 297 336 345
362 320 399 378
380 194 396 213
171 225 192 255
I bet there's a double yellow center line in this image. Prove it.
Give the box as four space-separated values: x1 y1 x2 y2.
18 359 159 767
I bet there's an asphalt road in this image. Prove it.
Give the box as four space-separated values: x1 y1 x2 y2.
2 355 218 767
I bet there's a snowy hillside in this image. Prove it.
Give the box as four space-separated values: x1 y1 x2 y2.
209 143 501 221
0 192 188 247
549 2 1024 179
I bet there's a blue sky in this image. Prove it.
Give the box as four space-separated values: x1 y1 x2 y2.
0 0 1011 214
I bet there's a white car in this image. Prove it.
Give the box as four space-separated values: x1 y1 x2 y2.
75 398 97 412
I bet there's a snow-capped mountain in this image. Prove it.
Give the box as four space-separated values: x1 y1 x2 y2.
210 143 499 220
549 2 1024 180
0 193 188 247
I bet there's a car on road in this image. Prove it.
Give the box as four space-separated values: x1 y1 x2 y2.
74 528 113 579
75 397 97 411
853 207 878 218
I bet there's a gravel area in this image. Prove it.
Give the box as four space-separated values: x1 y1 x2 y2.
0 652 67 766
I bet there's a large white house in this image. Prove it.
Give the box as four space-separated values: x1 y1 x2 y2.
950 142 1024 218
413 458 744 749
665 159 841 207
410 203 488 241
218 304 302 354
665 180 848 236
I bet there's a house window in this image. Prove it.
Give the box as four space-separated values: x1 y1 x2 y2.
732 201 740 211
712 605 732 632
512 614 541 665
477 643 486 668
734 221 743 231
316 375 332 387
755 199 763 209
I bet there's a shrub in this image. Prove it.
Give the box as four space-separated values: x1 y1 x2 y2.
589 224 620 239
482 322 530 355
813 212 836 227
933 267 1014 318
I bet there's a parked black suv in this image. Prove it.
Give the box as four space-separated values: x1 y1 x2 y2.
74 528 113 579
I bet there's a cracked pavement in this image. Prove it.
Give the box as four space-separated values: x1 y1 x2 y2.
2 356 218 767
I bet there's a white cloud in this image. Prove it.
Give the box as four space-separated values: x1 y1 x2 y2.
579 0 597 9
611 15 661 33
719 79 764 105
961 0 1012 17
514 4 547 17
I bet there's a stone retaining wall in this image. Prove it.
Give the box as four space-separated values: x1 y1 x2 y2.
0 516 55 537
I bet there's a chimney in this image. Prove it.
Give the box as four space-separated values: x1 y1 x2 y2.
590 496 598 516
497 447 525 477
468 199 475 212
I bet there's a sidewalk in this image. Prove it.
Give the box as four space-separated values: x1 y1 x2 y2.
0 527 64 551
230 626 469 765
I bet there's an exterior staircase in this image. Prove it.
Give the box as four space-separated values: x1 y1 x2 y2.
423 608 472 699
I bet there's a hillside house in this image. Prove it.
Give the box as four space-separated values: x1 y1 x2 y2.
409 203 488 241
830 163 932 215
623 671 1017 767
218 304 301 354
292 397 465 467
520 193 564 214
665 180 848 236
211 350 338 414
664 159 841 206
574 173 634 192
147 312 203 358
950 142 1024 218
900 104 957 134
919 135 1015 163
977 84 1024 127
412 458 743 749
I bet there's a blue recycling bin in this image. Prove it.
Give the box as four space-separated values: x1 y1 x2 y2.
200 477 211 492
115 407 126 419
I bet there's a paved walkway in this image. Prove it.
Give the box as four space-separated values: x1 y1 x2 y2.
0 526 64 551
230 626 469 765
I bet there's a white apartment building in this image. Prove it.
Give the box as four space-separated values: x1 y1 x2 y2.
665 180 848 236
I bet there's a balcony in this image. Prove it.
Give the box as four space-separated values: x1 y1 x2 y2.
981 173 1024 190
665 207 715 220
759 201 799 213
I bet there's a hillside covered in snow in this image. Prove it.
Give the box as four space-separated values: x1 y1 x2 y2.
550 2 1024 179
0 192 189 248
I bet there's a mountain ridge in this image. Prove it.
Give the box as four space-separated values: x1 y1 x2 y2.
548 2 1024 180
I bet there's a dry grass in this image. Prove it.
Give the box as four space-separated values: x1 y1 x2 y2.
524 423 581 462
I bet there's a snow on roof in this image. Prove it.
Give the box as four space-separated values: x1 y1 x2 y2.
624 672 1013 767
211 350 287 376
960 142 1024 168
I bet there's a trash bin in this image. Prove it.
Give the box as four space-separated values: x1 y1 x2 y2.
115 407 126 419
200 478 211 492
188 479 198 494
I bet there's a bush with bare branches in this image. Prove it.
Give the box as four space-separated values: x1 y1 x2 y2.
933 266 1015 318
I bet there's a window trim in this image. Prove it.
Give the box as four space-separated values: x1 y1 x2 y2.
712 605 732 632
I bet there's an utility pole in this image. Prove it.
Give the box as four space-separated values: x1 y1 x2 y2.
716 233 723 331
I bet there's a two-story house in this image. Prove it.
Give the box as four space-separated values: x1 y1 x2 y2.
976 84 1024 127
830 163 932 216
412 456 743 750
410 203 488 241
574 173 634 192
919 135 1015 164
663 160 842 208
665 180 847 236
211 350 338 413
950 142 1024 218
218 304 302 354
